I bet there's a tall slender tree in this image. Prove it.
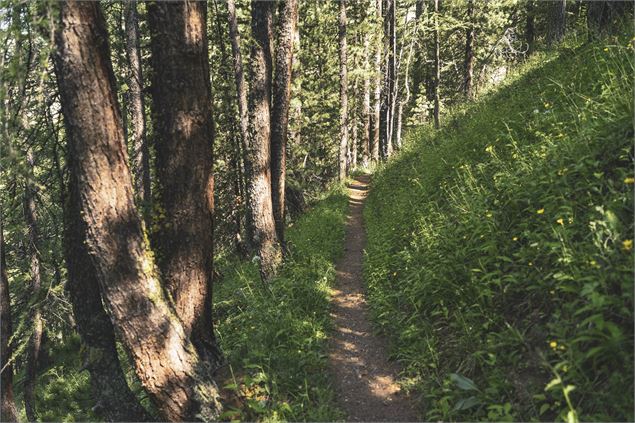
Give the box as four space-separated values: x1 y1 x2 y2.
246 0 281 280
433 0 441 129
362 32 371 166
24 149 43 423
338 0 348 180
227 0 254 250
464 0 475 99
525 0 535 55
125 0 150 220
0 221 18 423
271 0 299 248
54 2 221 420
371 0 382 162
147 0 220 366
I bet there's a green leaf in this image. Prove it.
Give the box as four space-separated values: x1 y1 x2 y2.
453 396 481 411
450 373 479 391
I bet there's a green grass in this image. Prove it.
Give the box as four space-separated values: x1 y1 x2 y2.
214 184 349 422
364 33 634 422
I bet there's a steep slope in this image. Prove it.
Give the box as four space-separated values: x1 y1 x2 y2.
364 35 634 421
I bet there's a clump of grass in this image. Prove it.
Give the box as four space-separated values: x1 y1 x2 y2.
214 185 349 421
364 32 633 422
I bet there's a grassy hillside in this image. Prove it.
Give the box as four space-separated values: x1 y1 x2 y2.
364 34 634 422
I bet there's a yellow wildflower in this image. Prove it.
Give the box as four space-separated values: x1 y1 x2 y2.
556 218 564 225
623 239 633 252
549 340 557 349
537 208 545 214
486 212 493 218
512 236 518 241
544 102 551 108
603 47 609 52
624 177 634 184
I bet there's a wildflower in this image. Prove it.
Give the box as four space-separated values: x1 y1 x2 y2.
528 261 533 266
624 177 634 184
589 260 599 268
549 340 558 349
537 208 545 214
485 145 494 154
486 212 493 218
623 239 633 252
393 272 397 276
556 218 564 225
603 47 609 52
512 236 518 241
544 102 551 108
568 217 574 224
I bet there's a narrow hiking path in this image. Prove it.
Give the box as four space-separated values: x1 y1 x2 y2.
328 175 418 422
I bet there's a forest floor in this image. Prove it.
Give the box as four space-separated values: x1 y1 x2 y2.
328 175 418 421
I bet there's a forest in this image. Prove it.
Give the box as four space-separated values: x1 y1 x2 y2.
0 0 632 422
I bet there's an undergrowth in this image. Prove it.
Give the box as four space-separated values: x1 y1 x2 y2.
364 33 634 422
214 185 349 422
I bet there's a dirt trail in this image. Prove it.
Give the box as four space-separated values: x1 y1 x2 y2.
328 175 418 422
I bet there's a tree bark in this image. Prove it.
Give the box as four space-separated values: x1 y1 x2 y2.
64 166 151 422
125 0 151 221
24 148 43 423
371 0 382 162
247 0 281 281
271 0 298 249
433 0 441 129
0 221 18 423
338 0 348 180
227 0 255 251
362 32 371 167
147 0 220 366
464 0 475 99
548 0 566 46
54 2 221 420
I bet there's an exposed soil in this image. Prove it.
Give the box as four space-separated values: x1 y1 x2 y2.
328 175 418 422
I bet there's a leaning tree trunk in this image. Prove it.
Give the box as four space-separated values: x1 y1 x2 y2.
246 0 282 281
0 222 18 423
548 0 566 46
338 0 348 180
53 2 221 420
371 0 382 162
24 149 43 423
433 0 441 129
464 0 475 99
271 0 299 249
147 0 220 367
125 0 151 221
227 0 255 251
64 171 151 422
362 32 371 167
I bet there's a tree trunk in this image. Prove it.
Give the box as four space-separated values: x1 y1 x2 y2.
54 2 221 420
24 149 43 423
464 0 475 99
271 0 298 249
227 0 255 251
147 0 220 367
125 0 151 221
0 222 18 423
433 0 441 129
371 0 382 162
548 0 566 46
525 0 535 55
247 0 282 281
211 0 246 257
387 0 397 153
64 168 151 422
362 32 371 167
380 0 395 159
338 0 348 180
